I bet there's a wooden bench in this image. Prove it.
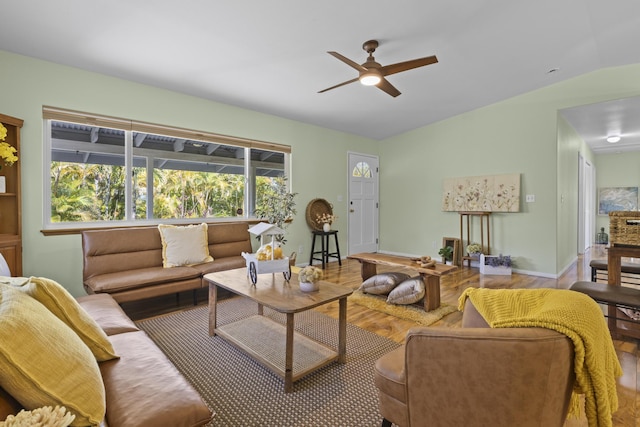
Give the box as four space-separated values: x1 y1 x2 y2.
589 259 640 282
570 281 640 339
346 252 457 312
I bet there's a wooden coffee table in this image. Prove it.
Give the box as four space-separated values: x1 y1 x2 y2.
204 268 352 393
347 252 457 311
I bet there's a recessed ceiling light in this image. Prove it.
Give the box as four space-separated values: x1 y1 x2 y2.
606 135 621 143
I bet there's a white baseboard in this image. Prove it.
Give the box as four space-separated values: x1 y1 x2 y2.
378 249 561 279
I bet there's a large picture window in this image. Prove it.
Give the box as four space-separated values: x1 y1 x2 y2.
44 107 290 228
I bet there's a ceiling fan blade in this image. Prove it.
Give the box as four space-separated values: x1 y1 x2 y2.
327 51 368 72
377 78 401 97
318 77 359 93
379 55 438 77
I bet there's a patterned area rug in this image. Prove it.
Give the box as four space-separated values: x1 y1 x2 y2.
136 297 400 426
349 289 458 326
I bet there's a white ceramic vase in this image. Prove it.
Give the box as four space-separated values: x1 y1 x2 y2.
0 176 5 193
300 281 319 292
323 223 331 232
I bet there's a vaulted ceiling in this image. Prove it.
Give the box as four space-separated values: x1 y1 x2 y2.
2 1 640 148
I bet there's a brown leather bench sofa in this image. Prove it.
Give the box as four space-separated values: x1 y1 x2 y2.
0 292 213 427
82 223 253 303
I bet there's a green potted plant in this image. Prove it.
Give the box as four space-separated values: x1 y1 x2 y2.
254 176 297 244
438 246 454 264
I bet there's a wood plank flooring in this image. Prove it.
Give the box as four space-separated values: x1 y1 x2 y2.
121 246 638 426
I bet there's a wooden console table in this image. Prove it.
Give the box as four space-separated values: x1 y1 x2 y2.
347 253 457 311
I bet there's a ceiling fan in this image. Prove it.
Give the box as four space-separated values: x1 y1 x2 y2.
318 40 438 97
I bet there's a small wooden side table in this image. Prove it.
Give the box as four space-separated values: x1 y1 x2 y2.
309 230 342 269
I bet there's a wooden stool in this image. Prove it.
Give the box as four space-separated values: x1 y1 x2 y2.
309 230 342 269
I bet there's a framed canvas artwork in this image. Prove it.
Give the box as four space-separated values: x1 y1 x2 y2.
598 187 638 215
442 173 520 212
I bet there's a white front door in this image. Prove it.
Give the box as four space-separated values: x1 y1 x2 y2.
348 153 379 254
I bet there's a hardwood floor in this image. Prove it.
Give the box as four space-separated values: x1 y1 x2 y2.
121 246 638 426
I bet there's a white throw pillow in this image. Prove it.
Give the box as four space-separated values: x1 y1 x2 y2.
359 272 410 295
158 223 213 268
386 277 426 305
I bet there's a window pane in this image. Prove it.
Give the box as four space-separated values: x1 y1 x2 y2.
251 148 286 217
50 121 126 222
132 157 147 219
133 132 246 219
45 112 291 227
352 161 372 178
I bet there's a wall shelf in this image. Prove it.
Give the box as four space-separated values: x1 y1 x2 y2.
0 113 24 276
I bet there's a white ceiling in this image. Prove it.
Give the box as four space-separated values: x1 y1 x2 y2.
560 96 640 154
2 1 640 146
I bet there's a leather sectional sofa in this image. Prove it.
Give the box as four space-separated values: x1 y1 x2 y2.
0 291 213 426
82 222 253 303
2 222 255 425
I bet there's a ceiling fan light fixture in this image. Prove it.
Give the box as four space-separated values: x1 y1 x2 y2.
359 71 381 86
606 135 621 143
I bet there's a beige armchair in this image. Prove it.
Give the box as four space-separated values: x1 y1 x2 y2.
374 299 576 427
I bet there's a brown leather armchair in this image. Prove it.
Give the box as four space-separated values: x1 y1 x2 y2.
374 299 576 427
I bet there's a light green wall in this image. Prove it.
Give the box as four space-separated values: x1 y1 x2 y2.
556 114 595 272
380 64 640 276
380 98 558 274
595 152 640 234
0 50 377 296
4 48 640 291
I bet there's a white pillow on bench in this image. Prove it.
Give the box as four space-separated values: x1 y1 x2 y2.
158 223 213 268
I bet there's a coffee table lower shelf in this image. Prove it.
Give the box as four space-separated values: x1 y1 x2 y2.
215 315 338 387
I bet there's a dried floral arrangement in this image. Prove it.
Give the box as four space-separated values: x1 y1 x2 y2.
298 265 323 283
315 213 337 225
466 243 482 254
485 254 512 268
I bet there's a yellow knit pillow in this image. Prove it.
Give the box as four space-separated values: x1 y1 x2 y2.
158 223 213 267
15 277 118 362
0 284 106 426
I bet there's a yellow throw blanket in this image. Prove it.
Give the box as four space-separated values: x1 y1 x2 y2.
458 288 622 427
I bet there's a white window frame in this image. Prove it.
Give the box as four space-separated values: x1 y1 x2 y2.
42 106 291 230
